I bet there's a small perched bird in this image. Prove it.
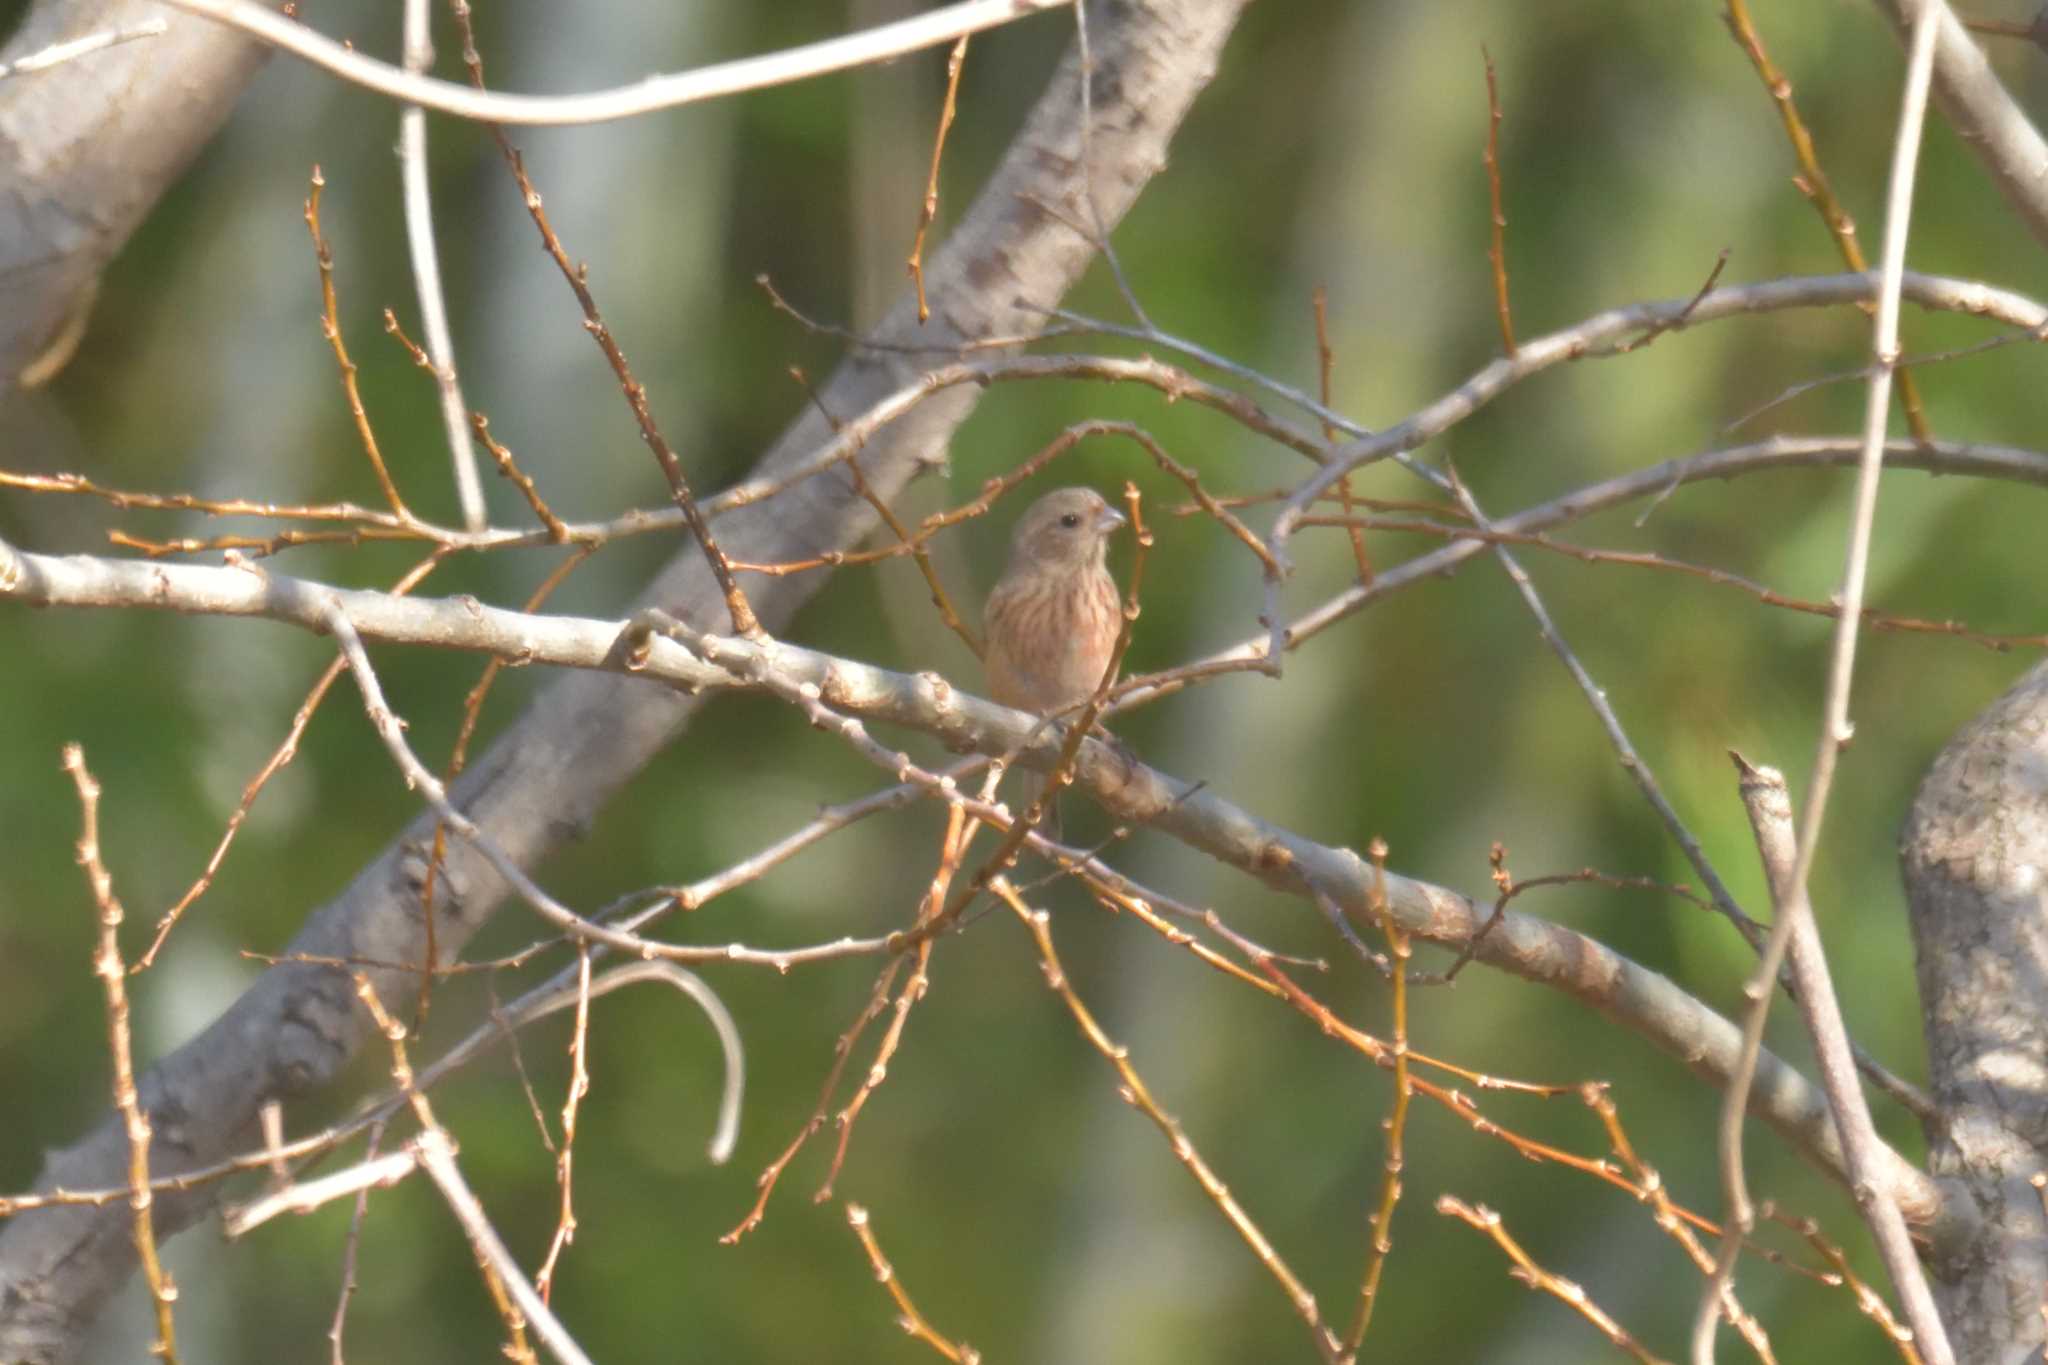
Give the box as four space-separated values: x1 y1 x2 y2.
983 486 1127 831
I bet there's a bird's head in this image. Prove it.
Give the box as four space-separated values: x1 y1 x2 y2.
1005 487 1125 574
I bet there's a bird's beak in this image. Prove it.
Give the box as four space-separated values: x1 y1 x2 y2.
1097 505 1128 534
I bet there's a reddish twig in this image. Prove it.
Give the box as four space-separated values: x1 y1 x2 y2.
790 371 984 659
533 945 593 1301
720 959 905 1245
326 1118 386 1365
1765 1209 1924 1363
817 796 981 1199
1720 0 1932 440
997 876 1342 1363
445 3 759 637
907 36 969 323
845 1203 981 1363
64 746 180 1364
1312 285 1373 583
1438 845 1727 983
304 167 411 518
1439 1195 1667 1363
136 550 453 970
1587 1086 1778 1362
469 412 570 542
352 978 547 1364
1481 47 1515 357
1345 840 1410 1351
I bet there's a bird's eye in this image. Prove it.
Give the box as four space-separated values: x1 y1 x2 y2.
1058 512 1082 529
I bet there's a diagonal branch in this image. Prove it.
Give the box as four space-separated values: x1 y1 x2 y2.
0 542 1947 1228
0 0 274 391
0 5 1252 1358
1868 0 2048 247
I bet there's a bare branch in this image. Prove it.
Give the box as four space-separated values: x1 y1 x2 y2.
0 11 1252 1351
1869 0 2048 248
158 0 1072 127
0 542 1942 1217
396 0 485 530
0 0 270 390
1735 8 1953 1357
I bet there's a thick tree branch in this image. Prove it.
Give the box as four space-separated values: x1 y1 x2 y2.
0 3 1250 1358
0 0 273 392
0 540 1946 1228
1869 0 2048 248
1902 659 2048 1362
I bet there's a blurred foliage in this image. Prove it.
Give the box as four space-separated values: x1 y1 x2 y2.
6 0 2048 1361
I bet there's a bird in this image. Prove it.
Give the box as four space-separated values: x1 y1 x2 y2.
982 486 1127 833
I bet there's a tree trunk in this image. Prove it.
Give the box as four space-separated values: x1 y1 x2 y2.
1901 659 2048 1364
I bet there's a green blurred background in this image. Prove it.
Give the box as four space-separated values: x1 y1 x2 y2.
6 0 2048 1360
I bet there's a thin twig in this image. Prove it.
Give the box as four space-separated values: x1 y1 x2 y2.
845 1204 981 1363
1767 1208 1925 1362
159 0 1071 125
354 975 547 1363
1439 1196 1670 1364
461 97 759 639
1722 0 1934 440
397 0 486 529
417 1125 573 1363
723 958 906 1244
816 797 981 1200
64 747 180 1364
1300 512 2048 657
997 877 1342 1363
304 168 410 517
326 1119 386 1364
1311 285 1373 583
469 413 570 542
907 36 969 323
533 944 593 1301
1731 6 1953 1358
136 549 452 969
1062 0 1153 330
417 542 595 1025
1481 47 1515 356
1610 249 1730 355
1589 1088 1777 1362
1345 840 1410 1351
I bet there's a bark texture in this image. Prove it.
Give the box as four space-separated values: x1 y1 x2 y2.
1867 0 2048 251
0 0 270 391
1901 659 2048 1364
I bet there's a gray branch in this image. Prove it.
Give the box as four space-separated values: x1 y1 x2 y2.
0 1 1251 1358
0 541 1947 1230
0 0 271 392
1901 659 2048 1362
1869 0 2048 248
